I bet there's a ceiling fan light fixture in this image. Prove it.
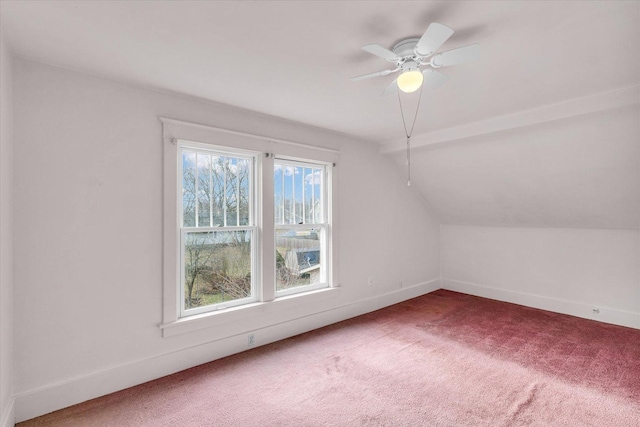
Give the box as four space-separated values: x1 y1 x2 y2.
397 69 423 93
351 22 480 186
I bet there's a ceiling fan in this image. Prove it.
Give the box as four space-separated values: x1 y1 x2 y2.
351 23 480 96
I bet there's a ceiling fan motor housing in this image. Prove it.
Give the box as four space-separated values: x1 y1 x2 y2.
392 38 420 60
401 60 420 73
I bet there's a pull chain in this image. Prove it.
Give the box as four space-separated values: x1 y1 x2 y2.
406 135 411 186
397 83 424 186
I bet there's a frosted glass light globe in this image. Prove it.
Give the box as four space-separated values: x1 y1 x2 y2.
397 70 423 93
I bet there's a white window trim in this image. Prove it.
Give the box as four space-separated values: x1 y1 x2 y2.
159 117 339 337
178 143 259 316
274 157 332 298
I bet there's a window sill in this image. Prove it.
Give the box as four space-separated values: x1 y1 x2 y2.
159 286 341 338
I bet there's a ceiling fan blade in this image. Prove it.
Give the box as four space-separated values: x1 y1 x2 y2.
431 43 480 67
382 79 398 97
415 23 454 57
350 69 397 82
361 44 399 61
422 69 449 89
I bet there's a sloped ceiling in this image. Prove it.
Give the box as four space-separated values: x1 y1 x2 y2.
1 1 639 229
392 104 639 229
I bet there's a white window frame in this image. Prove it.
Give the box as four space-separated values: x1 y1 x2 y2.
160 117 339 338
274 157 331 297
178 143 258 317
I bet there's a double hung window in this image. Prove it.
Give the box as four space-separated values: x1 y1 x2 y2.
162 118 337 335
179 146 256 316
274 159 329 296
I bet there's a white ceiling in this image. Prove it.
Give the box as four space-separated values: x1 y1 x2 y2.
1 1 639 144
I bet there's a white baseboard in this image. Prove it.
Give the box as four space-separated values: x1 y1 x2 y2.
1 398 14 427
442 278 640 330
14 279 441 423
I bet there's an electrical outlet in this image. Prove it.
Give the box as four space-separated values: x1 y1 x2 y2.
247 333 255 347
592 307 600 314
368 277 373 286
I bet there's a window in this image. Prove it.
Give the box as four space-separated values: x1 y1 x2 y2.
179 146 256 316
161 117 338 334
274 159 328 296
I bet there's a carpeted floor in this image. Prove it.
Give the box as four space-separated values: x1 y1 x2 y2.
18 290 640 426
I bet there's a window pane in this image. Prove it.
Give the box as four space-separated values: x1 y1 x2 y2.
183 230 252 310
275 162 325 226
212 156 225 227
274 164 284 224
275 227 322 292
182 150 253 228
197 154 211 227
226 158 238 226
313 168 323 223
182 151 196 227
304 168 322 224
238 159 250 226
284 165 294 224
294 166 303 224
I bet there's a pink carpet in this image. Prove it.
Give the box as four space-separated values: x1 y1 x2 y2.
19 290 640 426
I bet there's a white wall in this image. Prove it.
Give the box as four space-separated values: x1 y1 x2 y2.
420 101 640 330
0 31 15 427
441 225 640 328
11 59 440 422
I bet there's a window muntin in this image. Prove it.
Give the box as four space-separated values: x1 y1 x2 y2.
274 159 329 296
180 146 256 316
